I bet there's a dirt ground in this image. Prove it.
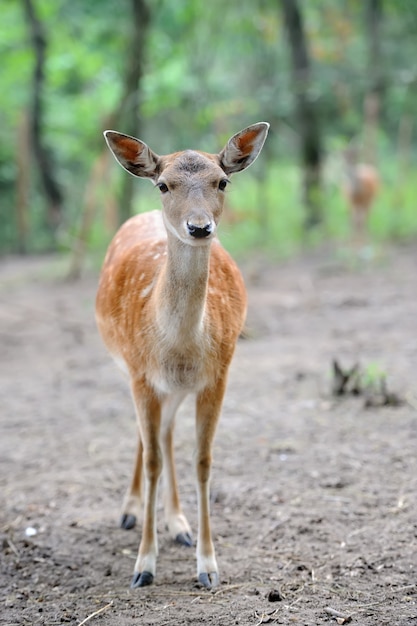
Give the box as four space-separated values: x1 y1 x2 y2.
1 244 416 626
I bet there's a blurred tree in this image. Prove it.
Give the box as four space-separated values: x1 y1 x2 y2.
281 0 323 230
22 0 64 234
117 0 150 225
2 0 417 255
16 112 30 254
363 0 384 163
68 0 151 276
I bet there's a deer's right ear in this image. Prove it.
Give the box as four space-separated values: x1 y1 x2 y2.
104 131 160 180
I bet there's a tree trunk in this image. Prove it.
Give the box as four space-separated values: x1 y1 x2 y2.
117 0 150 225
363 0 384 164
281 0 322 230
22 0 63 233
67 0 150 278
67 150 112 280
16 111 31 254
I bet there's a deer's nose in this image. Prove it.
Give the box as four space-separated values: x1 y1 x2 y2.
187 220 214 239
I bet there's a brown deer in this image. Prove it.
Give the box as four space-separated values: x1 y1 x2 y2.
95 123 269 589
342 146 379 246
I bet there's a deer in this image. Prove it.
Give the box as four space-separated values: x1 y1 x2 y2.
95 122 269 589
342 145 379 246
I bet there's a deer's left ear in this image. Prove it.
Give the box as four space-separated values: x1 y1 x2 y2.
218 122 270 175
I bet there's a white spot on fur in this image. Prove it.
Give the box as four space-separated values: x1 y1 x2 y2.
112 355 129 376
141 282 154 298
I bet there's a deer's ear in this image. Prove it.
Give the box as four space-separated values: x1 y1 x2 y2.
104 131 160 180
218 122 269 175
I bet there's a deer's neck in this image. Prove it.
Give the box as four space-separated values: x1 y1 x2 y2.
154 235 210 347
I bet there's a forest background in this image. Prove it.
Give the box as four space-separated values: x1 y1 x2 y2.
1 0 417 268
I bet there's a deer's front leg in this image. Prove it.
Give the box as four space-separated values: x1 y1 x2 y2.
195 381 226 589
130 380 162 588
161 392 193 546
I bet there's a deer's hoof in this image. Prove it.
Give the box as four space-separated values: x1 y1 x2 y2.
130 571 154 588
175 532 193 547
198 571 219 590
120 513 136 530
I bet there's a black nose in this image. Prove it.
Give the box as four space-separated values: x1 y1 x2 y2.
187 221 213 238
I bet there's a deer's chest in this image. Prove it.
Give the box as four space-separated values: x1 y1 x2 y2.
146 322 214 393
149 337 214 395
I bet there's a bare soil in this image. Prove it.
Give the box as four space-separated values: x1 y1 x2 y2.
1 245 416 626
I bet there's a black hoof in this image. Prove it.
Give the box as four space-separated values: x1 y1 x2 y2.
120 513 136 530
130 570 154 588
175 532 193 547
198 571 219 590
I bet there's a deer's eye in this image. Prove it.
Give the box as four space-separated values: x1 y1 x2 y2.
218 179 229 191
157 182 169 194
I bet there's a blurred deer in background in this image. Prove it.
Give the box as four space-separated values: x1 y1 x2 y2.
95 123 269 589
342 145 379 246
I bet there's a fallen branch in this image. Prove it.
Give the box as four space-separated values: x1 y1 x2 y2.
324 606 352 623
6 538 20 559
254 608 279 625
212 583 246 596
77 601 114 626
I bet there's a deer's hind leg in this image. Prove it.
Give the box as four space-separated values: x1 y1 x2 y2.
120 434 143 530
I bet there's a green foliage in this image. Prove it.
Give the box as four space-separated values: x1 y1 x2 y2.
219 162 303 258
362 362 387 387
1 0 417 255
